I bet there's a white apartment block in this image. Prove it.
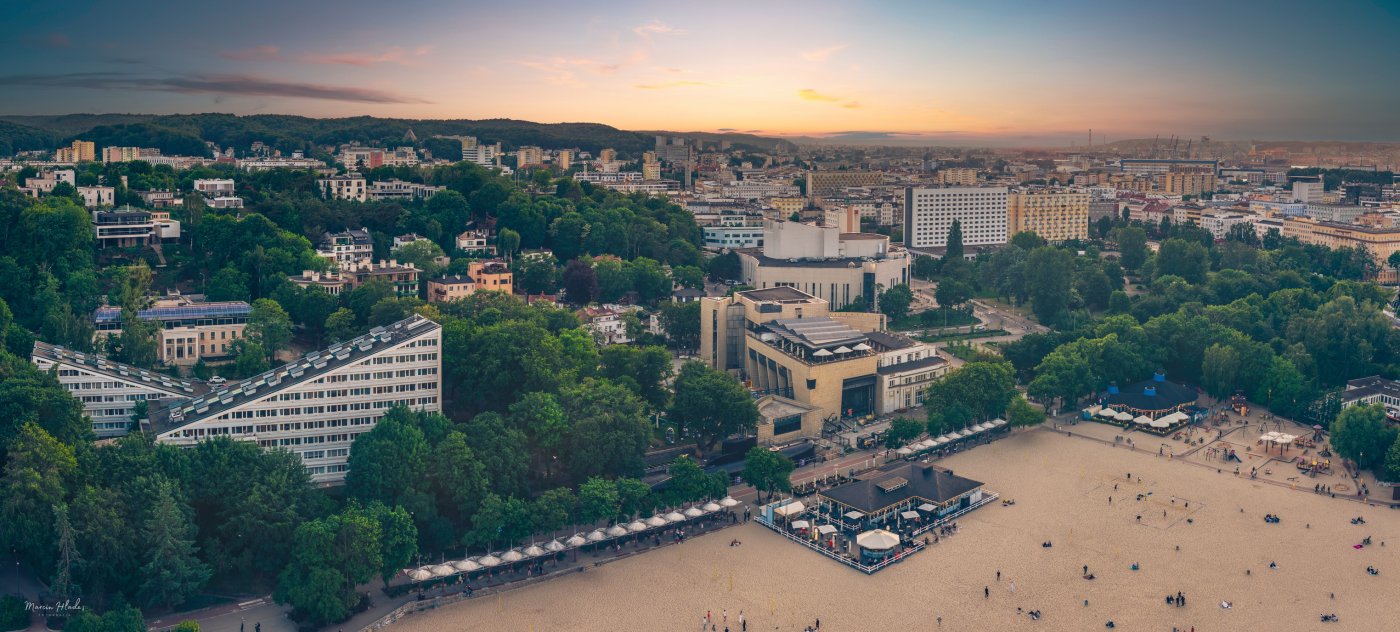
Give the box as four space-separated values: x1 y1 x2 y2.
32 341 205 438
904 187 1009 250
77 185 115 208
148 315 442 485
318 175 368 202
369 179 446 201
463 144 499 167
193 179 236 196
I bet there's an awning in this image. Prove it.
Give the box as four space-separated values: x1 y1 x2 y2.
791 520 810 529
627 520 648 533
844 510 865 520
1098 408 1119 419
428 564 456 577
664 511 686 523
900 510 920 520
522 545 546 557
855 529 901 551
683 507 704 518
773 501 806 517
586 529 609 541
702 502 722 512
606 525 629 537
1133 415 1153 425
646 515 668 527
450 559 481 572
917 503 936 512
990 418 1008 427
813 348 833 357
896 447 913 456
564 535 587 547
477 555 502 567
1115 411 1134 421
500 550 523 563
719 497 740 507
816 525 838 535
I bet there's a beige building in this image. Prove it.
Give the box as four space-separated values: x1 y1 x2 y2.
806 170 883 200
736 221 910 309
642 153 661 181
94 297 249 366
755 394 823 445
1159 171 1217 196
317 175 368 202
467 260 513 295
700 287 886 426
55 140 96 163
770 197 805 217
598 148 617 162
1006 190 1089 242
288 270 353 296
936 168 979 186
516 146 544 167
1281 215 1400 275
427 275 476 303
870 331 949 414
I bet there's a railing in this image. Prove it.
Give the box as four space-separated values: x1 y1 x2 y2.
911 491 999 536
756 514 927 574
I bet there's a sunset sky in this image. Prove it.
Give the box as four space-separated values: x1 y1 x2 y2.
3 0 1399 144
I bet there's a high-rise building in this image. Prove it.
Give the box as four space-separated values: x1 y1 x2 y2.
642 151 661 180
1007 190 1090 242
147 315 442 485
904 187 1009 251
516 146 544 167
556 149 573 170
599 148 617 162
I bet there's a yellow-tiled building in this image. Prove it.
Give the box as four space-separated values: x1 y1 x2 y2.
1006 190 1090 242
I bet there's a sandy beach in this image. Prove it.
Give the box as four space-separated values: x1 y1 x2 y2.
395 428 1400 631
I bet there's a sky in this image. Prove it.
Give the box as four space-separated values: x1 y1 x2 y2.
2 0 1399 145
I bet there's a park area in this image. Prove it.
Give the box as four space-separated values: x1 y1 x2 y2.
391 427 1400 631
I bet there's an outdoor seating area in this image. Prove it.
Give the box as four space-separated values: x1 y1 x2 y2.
400 497 741 587
1087 406 1196 436
756 462 998 573
894 418 1010 458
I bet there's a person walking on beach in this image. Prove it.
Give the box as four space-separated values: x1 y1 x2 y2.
985 585 990 599
996 570 1001 581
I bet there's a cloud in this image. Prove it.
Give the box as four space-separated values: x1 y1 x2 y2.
634 80 707 89
45 33 72 48
801 44 847 62
221 45 430 66
0 72 429 104
798 88 860 109
517 55 634 87
633 21 682 38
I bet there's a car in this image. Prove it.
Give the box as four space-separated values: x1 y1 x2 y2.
208 376 226 385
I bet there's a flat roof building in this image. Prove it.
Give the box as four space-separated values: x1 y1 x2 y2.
31 341 207 437
904 186 1009 251
146 315 442 485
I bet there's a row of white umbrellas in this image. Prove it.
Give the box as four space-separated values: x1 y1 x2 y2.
403 497 741 581
896 419 1008 455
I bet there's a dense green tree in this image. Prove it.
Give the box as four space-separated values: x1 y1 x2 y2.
577 477 620 525
600 345 674 409
742 447 795 502
345 278 396 323
708 251 742 282
514 253 559 295
629 257 672 303
1331 404 1397 471
463 412 531 497
275 505 383 626
664 456 715 505
1025 247 1073 325
0 423 75 576
0 352 92 461
925 361 1016 422
883 417 925 448
63 606 146 632
672 265 705 290
531 487 576 535
669 361 759 455
345 407 431 515
1156 239 1210 284
426 430 488 533
944 219 964 260
138 478 211 609
1384 433 1400 483
497 228 522 261
658 300 701 350
325 307 360 342
561 379 651 482
1006 396 1046 427
878 284 914 320
1115 226 1148 271
205 266 250 302
247 298 294 358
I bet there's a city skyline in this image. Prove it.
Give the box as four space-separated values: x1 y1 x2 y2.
3 0 1400 145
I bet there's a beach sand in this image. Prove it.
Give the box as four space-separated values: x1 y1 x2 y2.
395 429 1400 631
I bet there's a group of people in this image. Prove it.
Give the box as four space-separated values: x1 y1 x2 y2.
1315 484 1335 494
1366 565 1380 576
1163 591 1187 607
1263 513 1281 524
699 608 746 632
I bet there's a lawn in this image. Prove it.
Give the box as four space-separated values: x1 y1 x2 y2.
888 307 979 331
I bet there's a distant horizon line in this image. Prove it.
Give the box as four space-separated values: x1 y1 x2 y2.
5 111 1400 148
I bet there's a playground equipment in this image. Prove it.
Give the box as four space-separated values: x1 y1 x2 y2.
1298 457 1331 474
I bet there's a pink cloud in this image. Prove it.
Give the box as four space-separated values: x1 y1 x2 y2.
221 45 430 67
46 33 72 48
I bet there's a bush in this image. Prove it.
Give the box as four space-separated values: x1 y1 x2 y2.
0 596 28 632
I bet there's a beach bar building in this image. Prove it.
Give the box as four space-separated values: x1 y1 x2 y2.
815 462 986 533
1094 372 1198 435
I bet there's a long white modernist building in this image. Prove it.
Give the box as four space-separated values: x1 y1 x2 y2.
31 340 207 438
145 314 442 484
